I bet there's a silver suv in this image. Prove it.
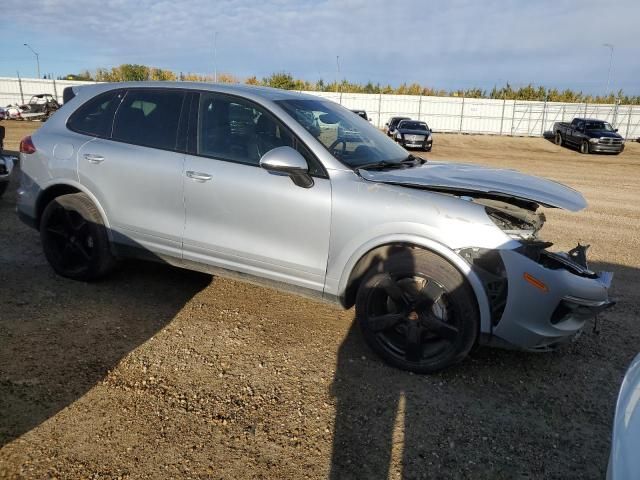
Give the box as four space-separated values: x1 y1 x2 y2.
17 82 613 373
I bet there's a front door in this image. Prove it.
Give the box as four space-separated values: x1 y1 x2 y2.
182 92 331 292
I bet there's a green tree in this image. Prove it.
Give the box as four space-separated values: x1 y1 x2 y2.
263 72 296 90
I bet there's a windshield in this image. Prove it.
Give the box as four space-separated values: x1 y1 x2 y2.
398 121 427 131
276 99 408 167
585 121 614 131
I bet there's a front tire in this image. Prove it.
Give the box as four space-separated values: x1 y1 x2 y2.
40 193 117 281
580 141 590 154
0 182 7 198
355 249 479 373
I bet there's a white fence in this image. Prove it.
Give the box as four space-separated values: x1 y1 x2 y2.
0 76 96 108
307 91 640 140
2 77 639 139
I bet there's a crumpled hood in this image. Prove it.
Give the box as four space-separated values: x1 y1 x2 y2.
359 161 587 211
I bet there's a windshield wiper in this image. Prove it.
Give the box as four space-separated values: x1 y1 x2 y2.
354 155 425 173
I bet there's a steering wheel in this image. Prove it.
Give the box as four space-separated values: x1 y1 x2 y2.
328 138 347 159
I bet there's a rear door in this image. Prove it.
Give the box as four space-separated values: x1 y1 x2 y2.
77 88 187 259
182 92 331 291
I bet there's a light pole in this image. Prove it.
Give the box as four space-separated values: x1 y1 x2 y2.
23 43 40 79
213 32 219 83
335 55 340 93
603 43 614 96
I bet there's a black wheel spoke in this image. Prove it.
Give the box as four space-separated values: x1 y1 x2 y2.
405 322 424 362
423 315 458 342
62 209 75 230
72 218 88 233
414 280 444 312
379 274 408 306
73 242 91 260
368 312 405 332
46 225 68 239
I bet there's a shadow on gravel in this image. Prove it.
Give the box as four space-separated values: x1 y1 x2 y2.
329 258 638 479
0 172 212 446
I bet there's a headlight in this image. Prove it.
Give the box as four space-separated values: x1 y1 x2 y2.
396 132 402 138
427 134 433 141
589 138 599 143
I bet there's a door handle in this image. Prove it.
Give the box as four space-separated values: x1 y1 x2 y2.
84 153 105 164
186 171 213 182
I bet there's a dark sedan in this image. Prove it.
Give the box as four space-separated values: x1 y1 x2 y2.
393 120 433 151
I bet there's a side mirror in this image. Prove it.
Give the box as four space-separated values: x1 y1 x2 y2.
614 128 619 132
260 146 313 188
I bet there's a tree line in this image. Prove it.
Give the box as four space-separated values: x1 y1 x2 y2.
61 64 640 105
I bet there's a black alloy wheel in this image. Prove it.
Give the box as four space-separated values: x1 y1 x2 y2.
356 249 478 373
40 193 117 281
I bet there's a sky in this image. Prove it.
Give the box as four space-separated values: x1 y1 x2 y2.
2 0 639 95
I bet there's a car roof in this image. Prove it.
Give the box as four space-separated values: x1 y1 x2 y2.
75 81 322 102
574 118 608 122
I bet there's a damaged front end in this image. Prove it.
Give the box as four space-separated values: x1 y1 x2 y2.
460 195 614 350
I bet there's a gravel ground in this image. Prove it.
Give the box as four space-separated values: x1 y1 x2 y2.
1 121 639 479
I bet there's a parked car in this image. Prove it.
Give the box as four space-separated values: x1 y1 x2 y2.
0 107 7 120
0 125 14 198
608 353 640 479
19 94 61 121
384 116 410 137
17 82 614 373
351 110 370 121
553 118 625 154
394 120 433 151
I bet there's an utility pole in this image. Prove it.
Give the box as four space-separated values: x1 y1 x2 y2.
214 31 219 83
603 43 614 97
335 55 340 93
23 43 40 79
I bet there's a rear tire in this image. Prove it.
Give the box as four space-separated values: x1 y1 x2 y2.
555 132 563 146
40 193 117 281
355 249 479 373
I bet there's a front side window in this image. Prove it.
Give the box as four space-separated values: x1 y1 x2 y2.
198 93 295 166
112 89 184 150
277 99 408 168
67 89 124 138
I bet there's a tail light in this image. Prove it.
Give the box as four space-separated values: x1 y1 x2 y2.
20 136 36 154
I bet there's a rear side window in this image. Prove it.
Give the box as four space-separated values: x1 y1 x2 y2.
112 89 185 151
67 89 123 138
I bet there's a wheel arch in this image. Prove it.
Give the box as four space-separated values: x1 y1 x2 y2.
337 237 492 334
36 181 111 235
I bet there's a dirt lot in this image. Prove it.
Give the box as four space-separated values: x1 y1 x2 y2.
1 120 639 479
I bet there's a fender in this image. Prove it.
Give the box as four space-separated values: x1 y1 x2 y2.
333 233 493 334
38 179 113 238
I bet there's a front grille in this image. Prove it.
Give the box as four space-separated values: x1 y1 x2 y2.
599 137 623 145
406 135 425 142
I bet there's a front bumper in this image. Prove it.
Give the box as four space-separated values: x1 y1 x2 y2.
591 143 624 153
400 139 432 150
484 245 614 350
